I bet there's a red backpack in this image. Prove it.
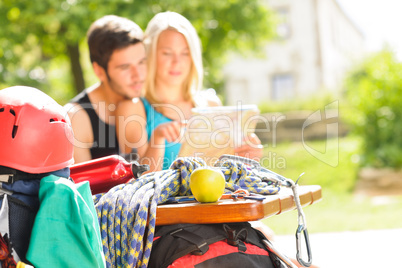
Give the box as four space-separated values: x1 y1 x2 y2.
149 222 284 268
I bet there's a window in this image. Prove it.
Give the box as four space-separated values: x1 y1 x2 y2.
276 8 291 39
272 74 294 100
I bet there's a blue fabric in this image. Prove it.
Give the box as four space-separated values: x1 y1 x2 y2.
142 98 181 170
0 167 71 210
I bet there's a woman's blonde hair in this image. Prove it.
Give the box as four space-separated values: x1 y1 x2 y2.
144 11 203 104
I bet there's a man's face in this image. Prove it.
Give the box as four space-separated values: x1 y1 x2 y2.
106 43 147 99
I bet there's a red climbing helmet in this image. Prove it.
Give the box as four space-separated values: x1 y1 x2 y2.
0 86 74 173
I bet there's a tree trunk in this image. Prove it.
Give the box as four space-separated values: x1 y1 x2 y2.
67 43 86 94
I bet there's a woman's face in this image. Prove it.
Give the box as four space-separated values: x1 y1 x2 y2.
155 29 192 89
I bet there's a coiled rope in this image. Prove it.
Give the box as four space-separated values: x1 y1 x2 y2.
93 157 280 268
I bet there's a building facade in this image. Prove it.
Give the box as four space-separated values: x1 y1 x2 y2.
223 0 365 105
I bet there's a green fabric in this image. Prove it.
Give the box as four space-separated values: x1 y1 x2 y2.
26 175 105 267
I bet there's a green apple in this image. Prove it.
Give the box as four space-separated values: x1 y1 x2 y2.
190 167 226 203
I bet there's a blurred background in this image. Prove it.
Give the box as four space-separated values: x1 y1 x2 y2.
2 0 402 266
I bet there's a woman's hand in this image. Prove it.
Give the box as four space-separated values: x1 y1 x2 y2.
234 133 263 161
152 121 185 145
144 120 185 172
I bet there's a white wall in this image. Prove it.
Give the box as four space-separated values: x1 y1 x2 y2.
223 0 365 106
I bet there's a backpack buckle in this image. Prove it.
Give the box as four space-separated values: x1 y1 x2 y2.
224 224 248 252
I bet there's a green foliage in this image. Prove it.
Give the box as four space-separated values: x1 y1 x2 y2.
344 49 402 168
0 0 276 103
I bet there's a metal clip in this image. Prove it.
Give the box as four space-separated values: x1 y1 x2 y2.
289 173 312 267
296 224 312 267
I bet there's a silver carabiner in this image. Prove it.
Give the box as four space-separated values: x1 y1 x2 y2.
287 174 313 267
296 224 312 267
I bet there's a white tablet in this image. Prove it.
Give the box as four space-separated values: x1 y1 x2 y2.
178 104 260 165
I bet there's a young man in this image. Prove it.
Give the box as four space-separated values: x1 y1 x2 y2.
65 15 146 163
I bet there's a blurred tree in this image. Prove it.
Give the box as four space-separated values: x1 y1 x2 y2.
345 49 402 168
0 0 276 104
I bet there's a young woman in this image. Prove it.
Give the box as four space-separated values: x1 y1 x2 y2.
116 11 262 172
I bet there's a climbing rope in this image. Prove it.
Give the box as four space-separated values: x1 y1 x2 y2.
93 157 280 268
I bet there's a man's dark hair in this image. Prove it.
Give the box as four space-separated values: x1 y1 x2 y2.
87 15 143 72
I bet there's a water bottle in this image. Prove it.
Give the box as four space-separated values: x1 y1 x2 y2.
70 155 149 194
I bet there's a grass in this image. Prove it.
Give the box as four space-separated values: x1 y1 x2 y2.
260 135 402 234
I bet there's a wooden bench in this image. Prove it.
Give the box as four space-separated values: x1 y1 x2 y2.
156 185 322 225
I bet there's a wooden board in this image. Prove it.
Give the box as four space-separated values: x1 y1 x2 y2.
155 185 322 225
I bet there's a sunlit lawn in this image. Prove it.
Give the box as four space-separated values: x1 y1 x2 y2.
260 135 402 234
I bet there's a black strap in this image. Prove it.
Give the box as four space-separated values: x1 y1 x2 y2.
171 229 209 255
0 166 43 183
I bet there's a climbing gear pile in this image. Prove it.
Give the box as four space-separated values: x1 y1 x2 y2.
94 156 281 267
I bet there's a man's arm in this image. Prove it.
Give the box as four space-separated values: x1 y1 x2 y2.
64 103 94 164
